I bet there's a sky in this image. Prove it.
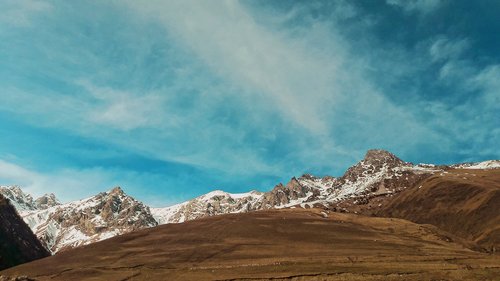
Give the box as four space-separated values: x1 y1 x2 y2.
0 0 499 206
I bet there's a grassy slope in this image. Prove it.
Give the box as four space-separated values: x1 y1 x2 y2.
377 169 500 252
1 208 499 280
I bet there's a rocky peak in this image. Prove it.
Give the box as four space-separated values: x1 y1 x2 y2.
108 186 124 196
34 193 60 210
362 149 406 167
299 174 313 180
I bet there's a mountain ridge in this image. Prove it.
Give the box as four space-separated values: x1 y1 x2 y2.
2 149 499 253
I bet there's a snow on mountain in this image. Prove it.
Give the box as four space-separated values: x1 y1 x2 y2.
0 186 62 216
17 187 157 253
453 160 500 170
151 190 264 224
0 186 41 214
151 149 442 223
3 149 498 253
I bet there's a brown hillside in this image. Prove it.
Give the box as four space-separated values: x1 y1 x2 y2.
1 208 499 281
377 168 500 252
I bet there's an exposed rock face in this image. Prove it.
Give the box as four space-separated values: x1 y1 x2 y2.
341 149 408 184
260 177 319 209
0 194 50 270
21 187 157 253
34 193 60 210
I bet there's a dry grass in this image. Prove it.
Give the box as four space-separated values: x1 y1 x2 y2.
2 208 499 280
377 168 500 251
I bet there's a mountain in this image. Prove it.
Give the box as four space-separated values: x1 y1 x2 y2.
3 149 499 254
151 149 441 222
152 190 264 224
0 186 60 214
0 186 37 213
452 160 500 170
2 208 498 280
5 187 157 253
0 194 50 271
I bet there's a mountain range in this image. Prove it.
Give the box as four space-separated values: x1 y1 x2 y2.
1 149 499 254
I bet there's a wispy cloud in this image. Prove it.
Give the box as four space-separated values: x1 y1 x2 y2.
127 0 341 134
386 0 443 14
0 1 498 204
77 80 168 131
429 37 470 62
125 0 444 154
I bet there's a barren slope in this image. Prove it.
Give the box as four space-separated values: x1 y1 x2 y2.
2 208 499 281
377 168 500 251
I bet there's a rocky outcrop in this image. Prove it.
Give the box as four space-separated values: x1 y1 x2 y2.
34 194 60 210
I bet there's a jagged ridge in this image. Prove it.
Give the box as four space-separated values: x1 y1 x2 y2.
2 149 499 253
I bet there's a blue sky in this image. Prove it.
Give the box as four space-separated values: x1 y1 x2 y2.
0 0 498 206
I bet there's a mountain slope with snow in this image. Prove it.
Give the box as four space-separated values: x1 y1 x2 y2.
152 190 264 224
3 187 157 253
0 186 61 215
453 160 500 170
